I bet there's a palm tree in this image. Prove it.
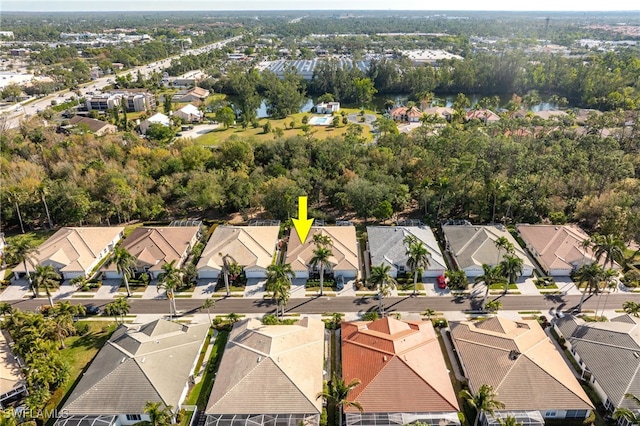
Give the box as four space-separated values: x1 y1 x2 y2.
157 260 181 319
201 298 215 324
596 268 618 320
404 236 430 295
6 235 38 295
44 313 75 349
265 263 294 318
226 312 240 324
498 254 524 294
0 408 18 426
579 238 592 267
497 415 523 426
574 263 606 312
219 253 240 296
494 236 514 264
316 373 363 426
592 234 625 270
310 245 333 297
313 233 333 248
368 264 397 316
32 265 61 306
474 264 505 310
623 300 640 317
134 401 173 426
0 302 13 316
613 393 640 424
459 384 505 426
422 308 436 319
106 246 137 297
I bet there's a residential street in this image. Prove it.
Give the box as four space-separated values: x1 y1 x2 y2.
5 293 639 317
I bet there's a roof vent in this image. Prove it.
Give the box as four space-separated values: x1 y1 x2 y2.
383 356 387 362
121 357 126 363
508 350 521 361
141 358 146 363
257 356 262 363
634 352 640 359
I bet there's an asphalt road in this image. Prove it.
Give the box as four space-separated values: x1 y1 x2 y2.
4 35 243 129
6 293 639 317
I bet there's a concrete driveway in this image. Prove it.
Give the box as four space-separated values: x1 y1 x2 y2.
177 123 219 139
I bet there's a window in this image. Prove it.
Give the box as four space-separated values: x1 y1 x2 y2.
566 410 587 419
126 415 141 421
544 411 557 418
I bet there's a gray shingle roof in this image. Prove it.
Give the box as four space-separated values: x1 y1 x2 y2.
62 320 209 415
366 226 446 275
556 315 640 409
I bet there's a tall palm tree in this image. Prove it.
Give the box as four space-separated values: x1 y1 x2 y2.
106 246 137 297
310 245 333 297
266 263 294 318
494 236 514 264
404 237 430 296
368 264 397 316
623 301 640 317
201 298 215 325
313 233 333 248
32 265 61 306
574 263 606 312
6 235 38 296
157 260 181 319
316 373 363 426
459 384 505 426
105 296 130 324
592 234 625 270
134 401 173 426
579 238 592 267
43 313 75 349
474 264 505 310
596 268 618 320
498 254 524 295
219 253 240 296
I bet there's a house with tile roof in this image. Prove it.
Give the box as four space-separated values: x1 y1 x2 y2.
12 227 124 280
103 226 200 279
421 106 454 121
554 314 640 420
285 226 359 279
0 330 27 408
450 317 594 425
341 317 460 426
516 224 620 276
465 109 500 123
55 319 208 426
366 226 446 278
172 87 210 103
390 105 423 122
442 225 534 278
204 317 324 426
196 226 279 279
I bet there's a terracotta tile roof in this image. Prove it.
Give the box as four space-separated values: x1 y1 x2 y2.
341 317 459 414
451 317 593 412
466 109 500 122
286 226 359 275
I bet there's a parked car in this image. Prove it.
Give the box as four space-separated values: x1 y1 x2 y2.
84 304 101 315
335 275 345 291
437 274 447 289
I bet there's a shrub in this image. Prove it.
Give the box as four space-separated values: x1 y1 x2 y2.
262 314 279 325
74 322 90 336
432 318 448 328
622 269 640 288
362 312 379 321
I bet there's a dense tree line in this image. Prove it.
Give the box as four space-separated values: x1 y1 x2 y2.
1 110 639 246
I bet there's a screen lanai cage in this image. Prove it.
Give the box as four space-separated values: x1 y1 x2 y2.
204 413 319 426
344 412 461 426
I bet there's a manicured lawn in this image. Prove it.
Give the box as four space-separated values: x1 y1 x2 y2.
488 283 518 290
5 230 57 247
195 110 375 145
45 321 117 425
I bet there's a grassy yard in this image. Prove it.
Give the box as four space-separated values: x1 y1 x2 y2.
5 229 57 247
185 330 230 410
488 283 518 290
195 110 375 145
45 321 117 425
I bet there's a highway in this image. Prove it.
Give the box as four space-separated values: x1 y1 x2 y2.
6 293 639 317
3 35 243 129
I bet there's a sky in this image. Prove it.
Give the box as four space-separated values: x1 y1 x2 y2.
2 0 639 12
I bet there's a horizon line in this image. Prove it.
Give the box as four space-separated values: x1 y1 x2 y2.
3 8 640 12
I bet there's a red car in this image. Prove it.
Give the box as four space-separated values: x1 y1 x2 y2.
437 275 447 289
